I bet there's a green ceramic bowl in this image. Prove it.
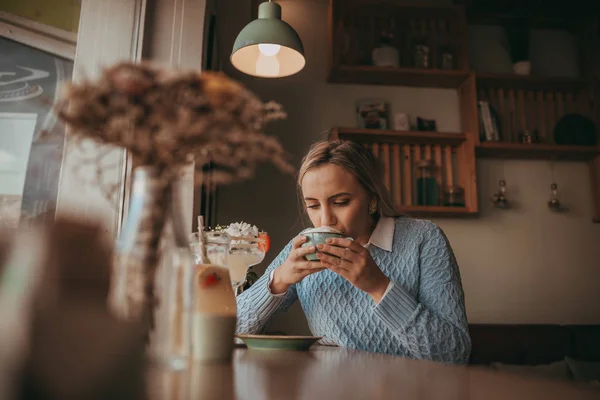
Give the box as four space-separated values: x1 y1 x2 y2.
301 231 349 261
236 334 321 351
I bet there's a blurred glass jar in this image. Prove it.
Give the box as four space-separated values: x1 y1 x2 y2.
443 185 465 207
190 231 230 267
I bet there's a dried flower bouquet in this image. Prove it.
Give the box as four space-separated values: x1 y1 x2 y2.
53 62 294 191
52 62 294 327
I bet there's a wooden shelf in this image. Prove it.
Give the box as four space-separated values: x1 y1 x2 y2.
328 66 470 89
397 205 476 217
458 0 592 30
330 128 467 146
327 0 600 222
476 142 600 161
476 73 587 92
465 12 576 31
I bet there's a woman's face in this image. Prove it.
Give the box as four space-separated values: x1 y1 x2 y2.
301 163 374 243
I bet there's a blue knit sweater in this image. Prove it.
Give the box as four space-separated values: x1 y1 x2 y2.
236 217 471 364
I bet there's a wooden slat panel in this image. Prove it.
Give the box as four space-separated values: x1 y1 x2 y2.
413 145 421 166
547 92 556 144
565 92 575 114
444 145 453 187
527 91 536 134
402 145 412 206
412 145 421 206
413 144 421 163
382 143 391 190
517 90 526 135
478 88 487 102
537 91 546 143
424 145 432 160
434 145 443 192
496 88 507 142
508 89 516 142
392 144 402 205
576 90 591 117
372 142 380 158
556 91 565 120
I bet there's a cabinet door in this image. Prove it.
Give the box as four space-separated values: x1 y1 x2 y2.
0 0 147 237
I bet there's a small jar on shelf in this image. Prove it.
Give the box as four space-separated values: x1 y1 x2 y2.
372 28 399 68
440 45 454 70
443 185 465 207
416 159 439 206
410 20 430 69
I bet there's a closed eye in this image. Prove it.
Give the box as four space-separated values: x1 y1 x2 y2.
333 200 349 206
306 204 320 209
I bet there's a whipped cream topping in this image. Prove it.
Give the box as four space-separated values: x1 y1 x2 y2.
225 221 259 238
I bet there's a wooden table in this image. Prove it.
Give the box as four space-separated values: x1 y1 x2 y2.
149 346 600 399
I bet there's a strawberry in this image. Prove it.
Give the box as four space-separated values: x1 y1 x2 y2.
258 231 270 253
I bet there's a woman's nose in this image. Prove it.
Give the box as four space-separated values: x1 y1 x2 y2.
320 207 336 226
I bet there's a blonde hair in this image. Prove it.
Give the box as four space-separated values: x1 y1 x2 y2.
297 140 402 219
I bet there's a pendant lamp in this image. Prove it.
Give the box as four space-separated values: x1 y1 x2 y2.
231 1 305 78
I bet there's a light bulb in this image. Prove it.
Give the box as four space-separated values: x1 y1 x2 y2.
255 54 280 77
258 43 281 57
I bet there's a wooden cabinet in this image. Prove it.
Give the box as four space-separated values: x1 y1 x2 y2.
328 1 469 88
327 0 600 222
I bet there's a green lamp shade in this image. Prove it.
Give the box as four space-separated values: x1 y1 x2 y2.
231 2 305 78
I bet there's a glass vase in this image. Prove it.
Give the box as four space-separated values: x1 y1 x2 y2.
111 166 194 370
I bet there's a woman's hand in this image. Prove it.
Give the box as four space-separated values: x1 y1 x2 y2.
271 235 325 294
317 238 390 303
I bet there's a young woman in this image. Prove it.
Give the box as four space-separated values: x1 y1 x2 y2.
236 140 471 364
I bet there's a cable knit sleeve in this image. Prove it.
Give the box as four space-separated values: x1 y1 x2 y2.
373 222 471 364
235 241 298 334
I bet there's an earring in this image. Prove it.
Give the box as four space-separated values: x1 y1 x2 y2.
369 202 377 215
